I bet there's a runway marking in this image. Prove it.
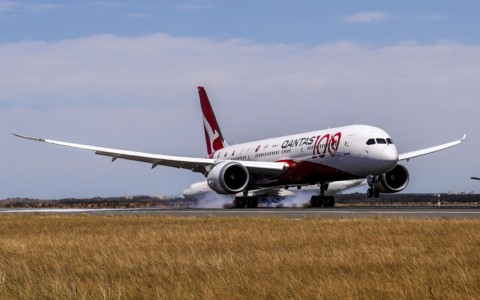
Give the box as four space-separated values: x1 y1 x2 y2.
1 207 479 219
320 210 480 214
0 208 117 213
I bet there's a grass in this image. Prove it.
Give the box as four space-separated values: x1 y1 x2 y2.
0 215 479 299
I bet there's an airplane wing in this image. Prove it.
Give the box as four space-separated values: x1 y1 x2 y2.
12 134 288 176
398 134 466 161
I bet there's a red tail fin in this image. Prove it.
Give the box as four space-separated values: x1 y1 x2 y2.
198 87 228 156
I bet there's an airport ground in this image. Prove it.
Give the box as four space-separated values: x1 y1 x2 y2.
0 213 479 299
3 206 480 220
2 192 480 219
1 192 480 209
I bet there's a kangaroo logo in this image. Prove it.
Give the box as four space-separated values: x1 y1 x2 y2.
203 115 221 154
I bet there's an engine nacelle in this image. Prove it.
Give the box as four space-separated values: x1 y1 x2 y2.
207 161 249 194
372 164 409 193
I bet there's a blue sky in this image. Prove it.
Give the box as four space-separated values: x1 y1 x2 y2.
1 1 479 198
1 1 479 44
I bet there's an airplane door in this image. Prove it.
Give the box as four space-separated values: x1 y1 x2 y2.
247 148 254 160
343 135 355 155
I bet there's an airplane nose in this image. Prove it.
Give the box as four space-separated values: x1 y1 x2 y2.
380 146 399 169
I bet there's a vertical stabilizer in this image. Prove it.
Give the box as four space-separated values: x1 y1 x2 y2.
198 87 228 156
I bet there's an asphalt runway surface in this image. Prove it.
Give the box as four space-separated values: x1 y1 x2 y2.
1 206 480 219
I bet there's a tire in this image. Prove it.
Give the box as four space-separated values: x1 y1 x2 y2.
251 197 258 208
246 197 258 208
325 196 335 207
367 188 373 198
239 197 247 208
233 197 240 208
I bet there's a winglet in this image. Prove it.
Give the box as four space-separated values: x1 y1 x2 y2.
12 133 46 143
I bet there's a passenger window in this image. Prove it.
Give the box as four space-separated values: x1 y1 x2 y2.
366 138 376 145
376 138 387 144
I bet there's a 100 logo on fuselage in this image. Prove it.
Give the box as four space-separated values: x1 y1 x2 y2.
281 132 342 158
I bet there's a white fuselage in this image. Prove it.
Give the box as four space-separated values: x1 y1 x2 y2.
208 124 399 188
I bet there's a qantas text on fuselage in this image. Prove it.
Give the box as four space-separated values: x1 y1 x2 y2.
211 132 342 160
14 87 465 208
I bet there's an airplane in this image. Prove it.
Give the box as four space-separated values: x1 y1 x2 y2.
183 179 366 200
471 177 480 180
14 86 466 208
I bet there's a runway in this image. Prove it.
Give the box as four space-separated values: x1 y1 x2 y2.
1 206 480 219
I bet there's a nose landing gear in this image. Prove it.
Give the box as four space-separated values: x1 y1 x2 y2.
367 175 380 198
367 188 380 198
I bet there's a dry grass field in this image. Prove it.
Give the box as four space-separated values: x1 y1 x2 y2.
0 215 479 299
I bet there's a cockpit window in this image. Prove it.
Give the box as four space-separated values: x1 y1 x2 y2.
376 138 387 144
367 137 394 145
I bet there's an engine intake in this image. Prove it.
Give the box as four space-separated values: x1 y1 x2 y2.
373 164 409 193
207 161 249 194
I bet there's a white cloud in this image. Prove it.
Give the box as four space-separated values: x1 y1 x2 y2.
176 3 215 11
341 11 390 24
125 12 152 20
86 1 125 9
0 1 16 12
1 34 478 198
24 3 61 13
417 13 445 21
0 1 60 14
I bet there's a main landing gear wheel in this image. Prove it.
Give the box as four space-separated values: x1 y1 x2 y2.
309 182 335 208
309 195 335 208
367 188 380 198
233 196 258 208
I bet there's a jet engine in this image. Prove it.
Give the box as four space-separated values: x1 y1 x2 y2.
372 164 409 193
207 161 249 194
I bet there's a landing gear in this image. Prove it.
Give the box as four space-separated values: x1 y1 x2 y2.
367 188 380 198
309 182 335 208
232 190 258 208
232 196 258 208
367 176 381 198
309 195 335 207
